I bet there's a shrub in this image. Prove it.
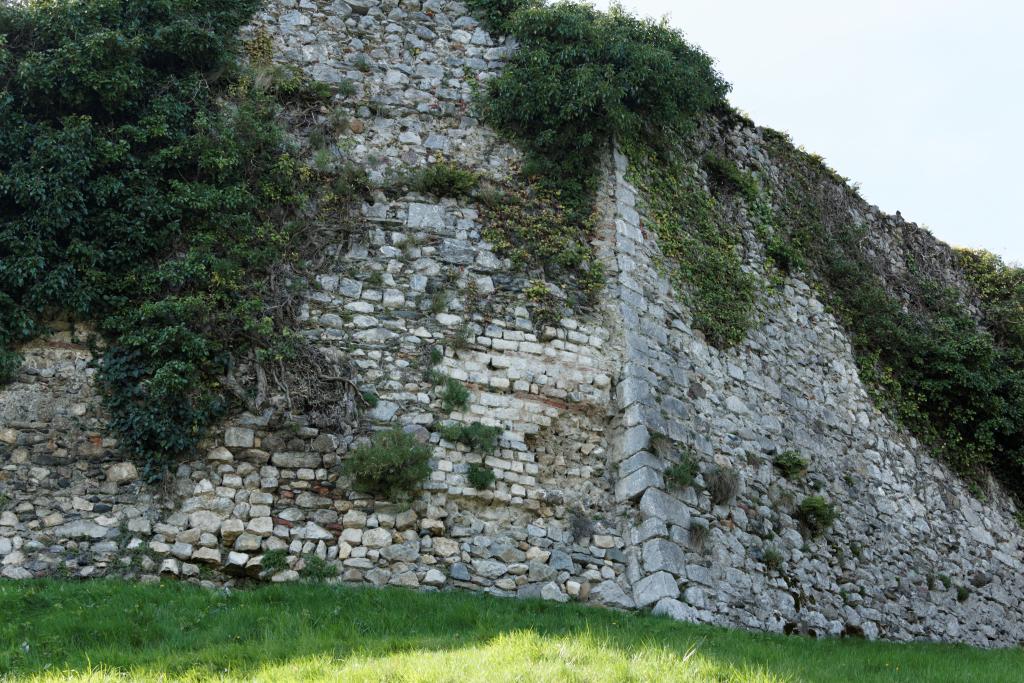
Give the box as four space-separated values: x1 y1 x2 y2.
706 466 740 505
796 496 837 537
473 2 729 215
430 290 449 314
957 585 971 602
467 463 497 490
763 547 784 572
298 555 338 582
343 429 432 501
261 549 288 576
465 0 537 34
439 421 502 454
441 377 470 411
570 512 594 542
664 453 699 490
773 450 809 480
702 153 758 203
407 161 479 198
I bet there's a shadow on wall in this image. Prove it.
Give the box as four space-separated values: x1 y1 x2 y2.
2 580 1023 682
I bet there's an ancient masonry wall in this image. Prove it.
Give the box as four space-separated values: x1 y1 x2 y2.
1 0 1022 648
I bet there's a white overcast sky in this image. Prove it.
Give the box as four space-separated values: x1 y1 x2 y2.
594 0 1024 263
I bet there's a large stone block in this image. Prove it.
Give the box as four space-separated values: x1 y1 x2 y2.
271 452 321 468
642 538 686 576
590 580 636 609
633 571 679 608
638 488 691 528
615 465 663 502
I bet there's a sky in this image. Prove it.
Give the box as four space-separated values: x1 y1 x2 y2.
593 0 1024 264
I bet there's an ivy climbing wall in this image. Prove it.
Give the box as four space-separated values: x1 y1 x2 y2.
1 0 1022 648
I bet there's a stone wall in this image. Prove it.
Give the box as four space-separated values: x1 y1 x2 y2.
1 0 1022 648
605 139 1024 646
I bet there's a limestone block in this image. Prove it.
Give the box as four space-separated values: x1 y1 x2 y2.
633 571 679 608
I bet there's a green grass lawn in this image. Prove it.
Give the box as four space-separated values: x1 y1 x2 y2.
0 580 1020 682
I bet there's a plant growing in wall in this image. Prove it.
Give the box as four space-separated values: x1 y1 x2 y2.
706 466 740 506
343 429 432 502
439 422 502 453
773 451 809 480
467 463 497 490
796 496 837 537
664 452 700 490
441 377 470 412
0 0 365 475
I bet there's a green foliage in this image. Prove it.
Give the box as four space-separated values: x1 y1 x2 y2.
702 153 758 203
473 1 728 215
764 134 1024 497
956 585 971 603
430 290 449 314
479 185 604 315
796 496 837 537
465 0 537 35
439 421 502 454
361 391 379 409
467 463 497 490
260 549 288 575
298 555 338 582
10 580 1024 682
440 377 470 412
343 429 432 502
0 349 20 384
772 451 808 480
406 161 479 198
763 547 783 572
0 0 350 475
470 2 726 324
626 142 758 347
955 248 1024 348
664 452 699 490
706 466 740 506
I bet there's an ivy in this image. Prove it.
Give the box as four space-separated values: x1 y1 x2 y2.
761 131 1024 496
625 141 758 347
470 0 729 217
467 0 727 328
0 1 351 475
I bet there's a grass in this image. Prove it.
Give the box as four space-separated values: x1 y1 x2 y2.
1 581 1022 681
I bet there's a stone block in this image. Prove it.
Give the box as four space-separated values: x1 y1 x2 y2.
224 427 255 449
590 580 635 609
651 597 699 622
615 465 663 502
642 538 686 576
633 571 679 608
639 488 691 528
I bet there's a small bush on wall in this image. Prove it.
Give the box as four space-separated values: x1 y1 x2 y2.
343 429 432 502
467 463 497 490
797 496 837 537
470 0 728 216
